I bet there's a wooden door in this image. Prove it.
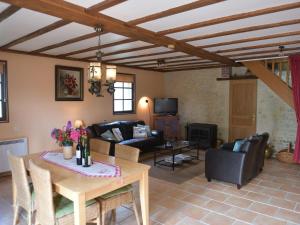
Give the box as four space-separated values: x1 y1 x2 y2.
229 79 257 141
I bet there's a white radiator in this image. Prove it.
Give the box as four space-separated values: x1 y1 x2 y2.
0 137 28 173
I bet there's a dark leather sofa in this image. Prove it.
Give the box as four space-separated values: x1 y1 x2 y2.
87 120 164 155
205 133 269 189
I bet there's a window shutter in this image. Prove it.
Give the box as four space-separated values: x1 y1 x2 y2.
116 74 134 83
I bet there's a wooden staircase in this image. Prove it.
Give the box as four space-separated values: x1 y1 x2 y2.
243 59 294 109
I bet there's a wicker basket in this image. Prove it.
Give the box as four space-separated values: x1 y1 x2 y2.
276 149 295 164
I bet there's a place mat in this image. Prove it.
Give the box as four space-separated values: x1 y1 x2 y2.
41 151 121 177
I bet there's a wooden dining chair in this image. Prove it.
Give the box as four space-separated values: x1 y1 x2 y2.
29 160 101 225
8 152 34 225
97 144 140 225
90 139 110 155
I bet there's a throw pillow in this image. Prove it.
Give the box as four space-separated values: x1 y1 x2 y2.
112 128 124 142
137 124 151 137
133 126 147 139
233 140 246 152
101 130 116 141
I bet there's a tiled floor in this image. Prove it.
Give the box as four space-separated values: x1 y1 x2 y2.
1 159 300 225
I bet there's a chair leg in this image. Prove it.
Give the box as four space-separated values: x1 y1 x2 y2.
96 215 100 225
100 211 106 225
13 204 20 225
132 202 141 225
28 211 32 225
111 209 116 222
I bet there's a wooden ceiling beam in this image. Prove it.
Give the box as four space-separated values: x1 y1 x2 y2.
32 32 98 53
199 30 300 49
61 23 300 58
105 50 175 62
159 2 300 35
1 20 70 48
224 46 300 58
0 5 19 22
128 0 224 25
2 0 234 64
59 38 135 57
129 58 205 67
181 19 300 42
87 0 127 12
107 53 191 64
32 0 223 54
0 0 126 49
161 64 222 72
214 40 300 54
83 44 159 60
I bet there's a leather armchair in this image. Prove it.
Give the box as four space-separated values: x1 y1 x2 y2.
205 138 261 189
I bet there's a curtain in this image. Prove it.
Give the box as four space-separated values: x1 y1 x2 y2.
290 55 300 163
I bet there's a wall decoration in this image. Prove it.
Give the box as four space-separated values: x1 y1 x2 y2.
55 65 83 101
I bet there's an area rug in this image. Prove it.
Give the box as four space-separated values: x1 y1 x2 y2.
141 150 206 184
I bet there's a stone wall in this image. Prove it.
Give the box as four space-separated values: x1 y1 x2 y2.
256 80 296 152
164 68 230 141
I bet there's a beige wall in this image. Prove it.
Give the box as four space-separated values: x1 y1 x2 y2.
0 51 164 153
164 68 296 152
164 68 230 141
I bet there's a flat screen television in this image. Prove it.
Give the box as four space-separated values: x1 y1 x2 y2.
154 98 178 115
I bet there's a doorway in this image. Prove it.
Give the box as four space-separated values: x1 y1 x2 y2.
229 79 257 141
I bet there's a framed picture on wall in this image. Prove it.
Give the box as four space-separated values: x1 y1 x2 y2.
55 65 84 101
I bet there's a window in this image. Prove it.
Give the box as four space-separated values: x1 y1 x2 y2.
0 61 8 122
113 73 135 114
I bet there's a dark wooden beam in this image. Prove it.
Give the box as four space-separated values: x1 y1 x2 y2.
83 45 159 60
128 0 224 25
3 0 234 64
199 30 300 49
1 0 125 49
0 5 19 22
1 20 70 48
109 53 194 64
32 32 98 53
87 0 127 12
105 50 175 62
161 64 222 72
32 0 223 54
159 2 300 35
181 19 300 42
224 46 300 58
131 59 207 67
214 40 300 54
0 48 161 72
59 38 135 57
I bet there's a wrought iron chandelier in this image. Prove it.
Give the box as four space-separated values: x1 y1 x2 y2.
88 25 116 97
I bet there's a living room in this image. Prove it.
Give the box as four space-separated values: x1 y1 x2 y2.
1 0 300 225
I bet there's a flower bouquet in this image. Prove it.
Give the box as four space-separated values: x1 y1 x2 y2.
51 121 87 159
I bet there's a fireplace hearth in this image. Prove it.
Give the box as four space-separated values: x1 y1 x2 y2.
186 123 217 150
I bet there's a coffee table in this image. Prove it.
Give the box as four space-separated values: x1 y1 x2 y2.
153 140 200 171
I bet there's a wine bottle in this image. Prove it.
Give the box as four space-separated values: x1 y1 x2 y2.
83 142 90 167
76 137 82 165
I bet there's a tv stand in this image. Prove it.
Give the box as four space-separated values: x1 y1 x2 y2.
153 115 180 140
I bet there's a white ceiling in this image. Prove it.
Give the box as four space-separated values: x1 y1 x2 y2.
0 0 300 70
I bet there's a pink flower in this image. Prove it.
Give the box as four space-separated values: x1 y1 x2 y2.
70 130 80 142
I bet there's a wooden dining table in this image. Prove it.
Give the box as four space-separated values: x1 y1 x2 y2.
19 151 150 225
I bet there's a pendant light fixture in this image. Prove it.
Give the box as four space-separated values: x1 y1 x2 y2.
88 25 117 97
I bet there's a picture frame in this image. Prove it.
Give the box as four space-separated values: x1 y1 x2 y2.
55 65 84 101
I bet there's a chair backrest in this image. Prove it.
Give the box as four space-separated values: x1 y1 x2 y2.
115 144 140 162
8 152 32 211
29 160 56 225
90 139 110 155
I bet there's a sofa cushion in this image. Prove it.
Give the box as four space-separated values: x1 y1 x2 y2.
93 122 121 137
101 130 117 141
233 140 246 152
133 126 148 138
119 120 145 140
